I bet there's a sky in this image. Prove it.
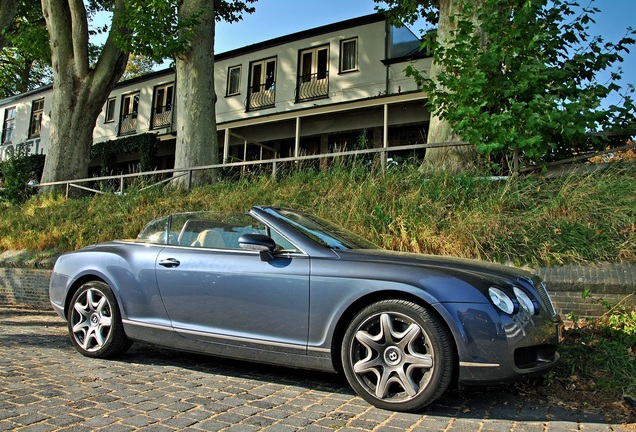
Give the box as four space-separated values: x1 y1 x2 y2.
214 0 635 104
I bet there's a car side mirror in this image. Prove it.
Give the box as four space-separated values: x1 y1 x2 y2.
238 234 277 262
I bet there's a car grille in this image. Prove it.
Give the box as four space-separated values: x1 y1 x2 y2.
538 282 559 319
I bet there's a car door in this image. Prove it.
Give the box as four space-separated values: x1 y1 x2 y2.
154 245 310 354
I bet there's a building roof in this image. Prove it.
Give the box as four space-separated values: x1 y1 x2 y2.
215 13 387 61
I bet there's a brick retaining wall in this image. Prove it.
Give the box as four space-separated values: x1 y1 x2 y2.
0 267 52 309
536 263 636 319
0 260 634 319
549 290 634 319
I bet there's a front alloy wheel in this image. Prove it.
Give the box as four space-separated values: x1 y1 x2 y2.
68 281 131 358
342 300 454 412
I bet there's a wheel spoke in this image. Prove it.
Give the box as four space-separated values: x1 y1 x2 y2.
354 356 383 374
73 300 90 318
95 295 108 315
100 316 112 328
379 313 395 343
86 289 99 310
395 369 419 397
92 326 106 346
396 323 421 349
83 327 96 349
375 368 392 398
404 353 433 369
355 329 383 352
72 320 89 334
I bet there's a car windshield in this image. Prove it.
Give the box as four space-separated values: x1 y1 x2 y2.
264 208 378 250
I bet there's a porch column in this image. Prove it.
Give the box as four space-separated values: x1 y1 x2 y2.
242 140 248 173
223 128 230 164
382 104 389 169
294 117 301 158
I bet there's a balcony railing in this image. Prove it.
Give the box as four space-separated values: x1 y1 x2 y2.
247 82 276 111
151 105 172 129
119 115 138 136
296 72 329 102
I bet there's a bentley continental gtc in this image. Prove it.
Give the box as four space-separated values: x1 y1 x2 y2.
49 206 563 412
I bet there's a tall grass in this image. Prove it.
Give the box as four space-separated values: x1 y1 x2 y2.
0 160 634 267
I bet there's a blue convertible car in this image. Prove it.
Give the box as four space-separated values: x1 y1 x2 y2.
50 206 562 412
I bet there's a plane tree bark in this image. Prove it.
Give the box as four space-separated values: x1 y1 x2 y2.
40 0 128 188
172 0 218 189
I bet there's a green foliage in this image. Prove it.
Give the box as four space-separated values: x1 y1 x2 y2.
0 0 51 97
116 0 257 62
399 0 636 165
375 0 438 27
120 53 156 81
557 295 636 401
90 133 159 176
0 146 45 205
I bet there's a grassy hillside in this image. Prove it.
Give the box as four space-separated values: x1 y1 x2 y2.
1 160 634 267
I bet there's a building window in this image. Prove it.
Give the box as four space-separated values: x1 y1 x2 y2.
247 58 276 111
227 66 241 96
151 83 173 129
297 45 329 101
340 38 358 73
119 92 139 135
2 107 16 144
28 99 45 138
105 97 116 123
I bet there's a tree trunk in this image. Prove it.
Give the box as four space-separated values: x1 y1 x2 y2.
172 0 218 190
422 0 477 172
0 0 18 50
40 0 127 191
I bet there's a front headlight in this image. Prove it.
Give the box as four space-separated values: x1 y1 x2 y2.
489 287 517 314
514 287 538 315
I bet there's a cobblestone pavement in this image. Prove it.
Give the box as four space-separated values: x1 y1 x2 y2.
1 306 632 432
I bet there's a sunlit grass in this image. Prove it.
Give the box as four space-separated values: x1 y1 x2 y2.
0 161 634 267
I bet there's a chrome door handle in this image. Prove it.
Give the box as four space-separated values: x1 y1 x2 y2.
158 258 180 268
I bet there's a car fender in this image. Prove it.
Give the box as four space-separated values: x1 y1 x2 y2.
50 242 169 324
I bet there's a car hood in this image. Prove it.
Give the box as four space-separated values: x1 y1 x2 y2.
334 249 537 284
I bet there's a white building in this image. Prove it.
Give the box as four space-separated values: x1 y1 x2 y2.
0 14 432 175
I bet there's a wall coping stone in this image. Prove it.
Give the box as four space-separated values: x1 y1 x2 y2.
0 250 60 269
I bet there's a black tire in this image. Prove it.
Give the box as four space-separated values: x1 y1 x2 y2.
341 299 455 412
67 281 132 358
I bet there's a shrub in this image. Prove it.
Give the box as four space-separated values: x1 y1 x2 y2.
0 146 44 205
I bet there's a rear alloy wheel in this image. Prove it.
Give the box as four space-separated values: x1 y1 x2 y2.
341 299 454 412
67 281 131 358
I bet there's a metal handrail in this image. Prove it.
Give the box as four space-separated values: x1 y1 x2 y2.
34 141 471 197
30 139 636 198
